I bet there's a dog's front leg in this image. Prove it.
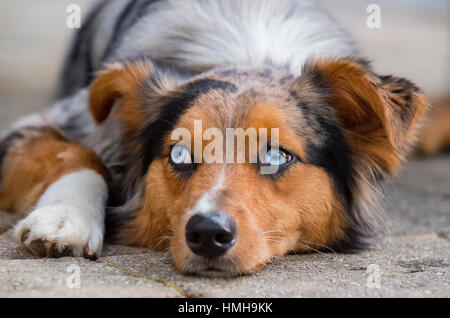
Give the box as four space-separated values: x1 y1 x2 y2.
15 169 108 260
0 125 108 259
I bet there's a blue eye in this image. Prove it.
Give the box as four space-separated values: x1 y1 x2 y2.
170 143 192 165
262 148 292 166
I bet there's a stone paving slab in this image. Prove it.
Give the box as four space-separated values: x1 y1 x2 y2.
0 258 181 298
0 235 181 298
384 155 450 234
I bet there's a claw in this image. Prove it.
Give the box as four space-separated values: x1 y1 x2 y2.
83 246 97 261
29 239 47 257
20 230 30 243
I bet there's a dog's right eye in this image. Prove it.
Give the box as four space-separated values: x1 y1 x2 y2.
169 143 194 173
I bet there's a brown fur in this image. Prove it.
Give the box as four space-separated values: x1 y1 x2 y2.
305 59 428 174
90 61 155 132
0 127 108 217
417 98 450 155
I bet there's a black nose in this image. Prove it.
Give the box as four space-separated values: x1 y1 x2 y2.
185 213 237 258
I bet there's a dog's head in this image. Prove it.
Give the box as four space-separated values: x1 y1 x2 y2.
89 58 427 276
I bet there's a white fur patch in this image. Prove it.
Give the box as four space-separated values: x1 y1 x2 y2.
14 170 108 258
112 0 356 74
189 166 226 216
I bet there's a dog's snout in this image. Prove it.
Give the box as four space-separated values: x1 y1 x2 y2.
185 212 237 258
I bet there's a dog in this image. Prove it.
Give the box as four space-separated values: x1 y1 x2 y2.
0 0 428 276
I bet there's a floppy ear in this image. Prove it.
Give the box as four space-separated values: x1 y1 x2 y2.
299 58 428 174
89 60 155 124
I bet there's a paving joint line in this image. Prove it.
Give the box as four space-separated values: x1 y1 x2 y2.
98 261 188 297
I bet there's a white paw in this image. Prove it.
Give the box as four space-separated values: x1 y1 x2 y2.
14 203 104 260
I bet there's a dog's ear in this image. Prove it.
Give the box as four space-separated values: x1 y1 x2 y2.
89 60 155 124
295 58 428 174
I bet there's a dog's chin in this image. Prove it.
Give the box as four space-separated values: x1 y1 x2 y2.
191 269 240 278
181 256 252 278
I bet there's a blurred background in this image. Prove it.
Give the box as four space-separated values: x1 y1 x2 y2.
0 0 448 129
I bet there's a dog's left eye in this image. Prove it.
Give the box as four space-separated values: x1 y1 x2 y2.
170 143 193 165
261 148 293 166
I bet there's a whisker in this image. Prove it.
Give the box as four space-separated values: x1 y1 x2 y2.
156 118 176 127
295 241 329 256
262 230 286 234
262 238 281 243
298 239 337 254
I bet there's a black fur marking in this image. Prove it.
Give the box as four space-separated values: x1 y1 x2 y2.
380 75 421 124
290 91 355 211
103 0 160 62
59 0 161 98
58 1 107 98
139 79 238 172
291 64 373 251
306 116 355 211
